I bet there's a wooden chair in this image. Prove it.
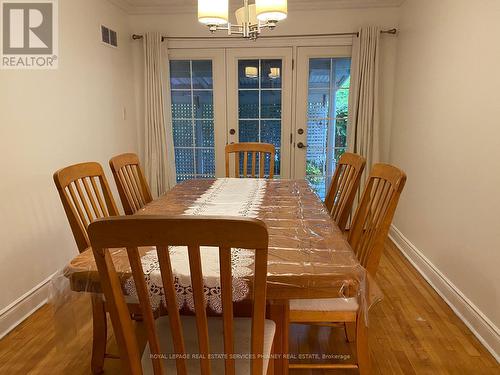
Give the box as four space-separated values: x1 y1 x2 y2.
53 162 120 374
225 143 276 178
348 163 407 276
109 153 153 215
288 163 407 373
324 153 366 232
88 215 275 375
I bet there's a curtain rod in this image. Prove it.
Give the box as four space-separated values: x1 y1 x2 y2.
131 28 397 41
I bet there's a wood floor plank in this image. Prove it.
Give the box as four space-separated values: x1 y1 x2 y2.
0 240 498 374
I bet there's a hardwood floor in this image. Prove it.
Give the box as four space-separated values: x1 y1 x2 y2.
0 240 498 374
288 241 499 374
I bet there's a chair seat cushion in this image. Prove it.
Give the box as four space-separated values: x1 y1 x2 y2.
289 297 359 312
141 316 276 374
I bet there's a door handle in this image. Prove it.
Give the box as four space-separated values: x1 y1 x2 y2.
297 142 307 149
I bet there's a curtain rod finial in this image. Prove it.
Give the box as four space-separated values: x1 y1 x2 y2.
132 34 166 42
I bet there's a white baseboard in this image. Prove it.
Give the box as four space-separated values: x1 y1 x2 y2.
0 273 55 339
389 225 500 363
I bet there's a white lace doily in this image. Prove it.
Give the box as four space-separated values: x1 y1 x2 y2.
124 178 266 313
184 178 266 217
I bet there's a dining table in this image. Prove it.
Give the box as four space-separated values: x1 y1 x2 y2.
63 178 380 374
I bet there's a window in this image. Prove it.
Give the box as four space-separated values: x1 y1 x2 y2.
305 57 351 199
170 60 215 182
237 59 282 176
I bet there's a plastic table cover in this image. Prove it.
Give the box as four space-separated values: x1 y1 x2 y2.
50 178 382 339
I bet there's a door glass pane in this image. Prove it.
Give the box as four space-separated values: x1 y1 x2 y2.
171 91 192 119
239 120 259 142
195 120 215 147
307 90 329 119
170 60 191 89
172 120 193 147
170 60 215 182
174 149 195 180
308 58 330 89
261 59 282 89
261 120 281 148
238 91 259 118
237 59 282 177
261 91 281 118
192 60 213 89
195 148 215 176
335 118 347 148
306 57 351 199
238 60 259 89
193 91 213 118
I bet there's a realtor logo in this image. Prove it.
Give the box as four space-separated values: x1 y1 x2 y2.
1 0 58 69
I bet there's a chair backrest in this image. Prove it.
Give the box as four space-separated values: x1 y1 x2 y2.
225 142 276 178
324 153 366 232
348 163 406 276
88 216 269 375
109 153 153 215
53 162 119 253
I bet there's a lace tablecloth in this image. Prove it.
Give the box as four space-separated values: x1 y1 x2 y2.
126 178 265 313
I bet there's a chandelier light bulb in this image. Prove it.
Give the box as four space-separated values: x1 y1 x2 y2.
198 0 229 26
256 0 288 22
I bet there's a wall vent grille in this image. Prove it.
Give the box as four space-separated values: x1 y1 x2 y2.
101 25 117 47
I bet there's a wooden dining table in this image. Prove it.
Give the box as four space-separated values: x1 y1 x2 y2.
64 178 378 374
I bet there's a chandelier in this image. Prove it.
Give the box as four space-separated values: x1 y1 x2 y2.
198 0 287 40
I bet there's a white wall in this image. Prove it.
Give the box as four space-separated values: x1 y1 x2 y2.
389 0 500 353
128 7 400 163
0 0 138 331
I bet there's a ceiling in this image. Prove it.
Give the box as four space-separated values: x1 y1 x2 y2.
111 0 405 14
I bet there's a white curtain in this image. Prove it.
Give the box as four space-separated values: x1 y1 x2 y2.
143 32 176 197
347 26 381 179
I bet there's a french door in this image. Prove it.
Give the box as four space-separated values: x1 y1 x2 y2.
293 46 352 199
226 48 293 178
167 45 351 190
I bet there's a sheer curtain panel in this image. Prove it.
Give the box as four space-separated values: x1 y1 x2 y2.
143 32 176 197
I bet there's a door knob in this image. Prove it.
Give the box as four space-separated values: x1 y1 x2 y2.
297 142 307 149
229 129 236 135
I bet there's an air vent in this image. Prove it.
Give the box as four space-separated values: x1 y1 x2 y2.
101 25 117 48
